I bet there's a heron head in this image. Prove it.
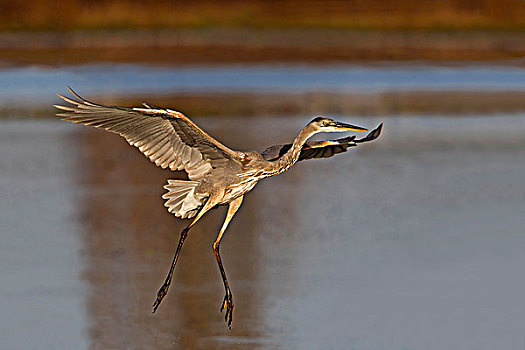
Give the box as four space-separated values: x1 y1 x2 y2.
309 117 368 133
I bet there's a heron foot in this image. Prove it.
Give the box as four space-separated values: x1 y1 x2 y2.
220 290 234 329
152 282 170 313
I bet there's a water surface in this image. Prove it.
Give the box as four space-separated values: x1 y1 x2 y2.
1 115 525 349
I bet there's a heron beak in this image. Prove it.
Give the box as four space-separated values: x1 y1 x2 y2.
335 122 368 132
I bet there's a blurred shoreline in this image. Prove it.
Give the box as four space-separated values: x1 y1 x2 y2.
2 29 525 66
5 0 525 33
2 28 525 118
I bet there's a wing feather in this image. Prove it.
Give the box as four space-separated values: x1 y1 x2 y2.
55 87 240 179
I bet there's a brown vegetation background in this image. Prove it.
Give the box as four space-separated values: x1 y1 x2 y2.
3 0 525 117
2 0 525 32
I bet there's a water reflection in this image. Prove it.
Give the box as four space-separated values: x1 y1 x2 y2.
1 115 525 349
77 122 274 349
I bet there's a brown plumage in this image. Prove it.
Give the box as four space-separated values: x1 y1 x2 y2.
54 87 382 328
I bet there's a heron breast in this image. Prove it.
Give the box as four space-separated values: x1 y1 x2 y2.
222 176 260 203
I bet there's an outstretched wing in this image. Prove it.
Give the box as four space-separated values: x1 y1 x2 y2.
262 123 383 161
54 87 241 180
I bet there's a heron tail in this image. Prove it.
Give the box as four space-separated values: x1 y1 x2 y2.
163 180 206 219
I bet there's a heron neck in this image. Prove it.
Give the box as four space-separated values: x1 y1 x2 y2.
266 125 316 176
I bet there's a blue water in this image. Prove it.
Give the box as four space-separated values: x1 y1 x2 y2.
1 115 525 349
2 63 525 105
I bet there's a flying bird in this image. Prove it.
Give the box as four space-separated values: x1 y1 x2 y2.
55 87 383 328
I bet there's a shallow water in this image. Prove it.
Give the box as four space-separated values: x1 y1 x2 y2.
1 115 525 349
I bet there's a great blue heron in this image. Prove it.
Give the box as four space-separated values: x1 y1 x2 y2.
55 87 383 328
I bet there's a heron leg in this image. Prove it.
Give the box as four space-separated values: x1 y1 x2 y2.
213 195 243 329
152 199 214 313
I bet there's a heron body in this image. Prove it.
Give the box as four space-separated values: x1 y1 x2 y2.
55 88 383 328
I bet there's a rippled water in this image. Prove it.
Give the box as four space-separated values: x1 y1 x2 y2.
1 115 525 349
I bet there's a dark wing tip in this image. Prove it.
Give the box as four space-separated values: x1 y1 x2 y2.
370 123 383 139
354 123 383 144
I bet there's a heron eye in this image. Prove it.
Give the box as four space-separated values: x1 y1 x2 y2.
322 121 329 127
